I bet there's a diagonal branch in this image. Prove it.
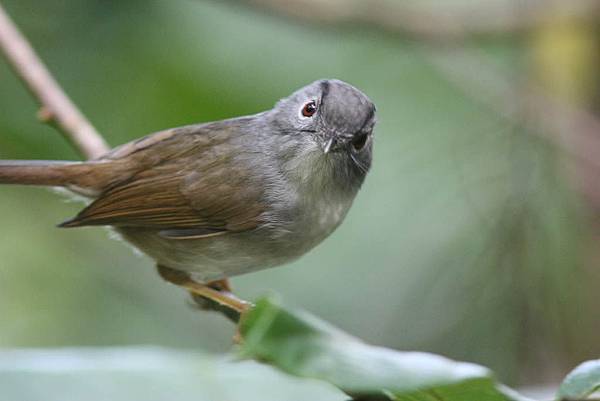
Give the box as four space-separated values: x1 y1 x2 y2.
0 2 109 160
0 3 242 323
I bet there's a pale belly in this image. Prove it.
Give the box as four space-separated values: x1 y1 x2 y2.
117 197 353 283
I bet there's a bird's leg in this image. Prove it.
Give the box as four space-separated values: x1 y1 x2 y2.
190 278 245 323
156 265 252 321
207 278 232 292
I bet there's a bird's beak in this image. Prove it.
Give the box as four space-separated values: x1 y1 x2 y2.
323 137 334 154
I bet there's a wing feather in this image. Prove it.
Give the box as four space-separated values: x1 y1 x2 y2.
60 122 265 235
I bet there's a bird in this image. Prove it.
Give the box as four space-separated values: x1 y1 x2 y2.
0 79 376 315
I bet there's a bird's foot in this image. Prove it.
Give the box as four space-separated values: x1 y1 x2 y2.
157 265 252 322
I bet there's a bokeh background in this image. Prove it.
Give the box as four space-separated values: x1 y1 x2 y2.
0 0 599 388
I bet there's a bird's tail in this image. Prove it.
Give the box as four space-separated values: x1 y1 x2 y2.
0 160 92 187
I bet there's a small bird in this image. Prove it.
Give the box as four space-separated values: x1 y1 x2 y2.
0 79 375 314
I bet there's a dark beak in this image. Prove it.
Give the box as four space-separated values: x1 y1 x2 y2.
350 130 370 152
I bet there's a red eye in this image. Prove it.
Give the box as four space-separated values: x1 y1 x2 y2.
301 101 317 117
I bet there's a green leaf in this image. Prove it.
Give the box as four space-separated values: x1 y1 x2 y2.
557 360 600 400
0 347 346 401
239 297 531 401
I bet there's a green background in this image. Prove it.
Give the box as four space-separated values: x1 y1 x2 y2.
0 0 598 387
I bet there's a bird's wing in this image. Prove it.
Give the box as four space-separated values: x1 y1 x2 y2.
60 122 266 238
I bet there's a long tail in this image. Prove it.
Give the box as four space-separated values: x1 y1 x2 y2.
0 160 90 187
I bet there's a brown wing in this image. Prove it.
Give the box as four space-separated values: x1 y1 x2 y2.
60 122 265 236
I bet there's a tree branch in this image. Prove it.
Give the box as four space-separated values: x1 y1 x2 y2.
0 2 109 160
0 3 243 323
238 0 600 41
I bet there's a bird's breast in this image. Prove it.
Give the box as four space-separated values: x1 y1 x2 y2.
268 148 362 248
270 176 355 256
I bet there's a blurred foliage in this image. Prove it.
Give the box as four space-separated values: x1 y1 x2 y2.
1 301 598 401
557 359 600 400
240 297 527 401
530 5 600 106
0 347 347 401
0 0 599 388
0 298 530 401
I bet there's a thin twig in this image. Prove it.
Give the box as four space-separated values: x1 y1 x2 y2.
0 3 243 323
0 2 109 160
237 0 600 41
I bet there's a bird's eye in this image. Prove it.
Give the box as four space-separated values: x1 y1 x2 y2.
301 100 317 117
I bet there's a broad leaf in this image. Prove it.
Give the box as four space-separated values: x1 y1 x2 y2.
0 347 345 401
239 297 531 401
557 360 600 400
